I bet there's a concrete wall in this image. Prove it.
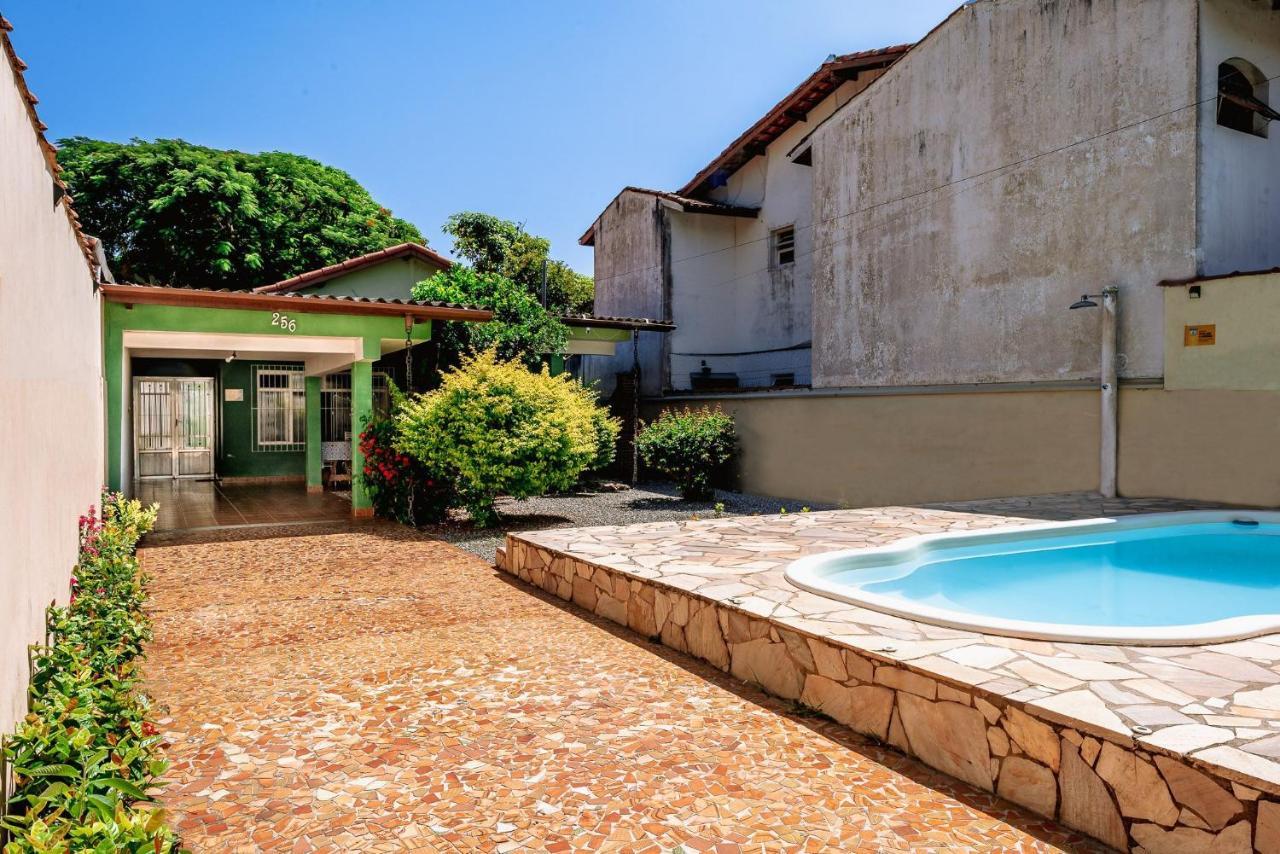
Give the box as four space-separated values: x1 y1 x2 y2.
1163 272 1280 390
582 191 668 397
1197 0 1280 276
809 0 1200 389
301 255 446 300
1120 387 1280 507
652 388 1100 506
0 45 103 733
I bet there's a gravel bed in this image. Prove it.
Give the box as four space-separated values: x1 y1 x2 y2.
420 480 833 562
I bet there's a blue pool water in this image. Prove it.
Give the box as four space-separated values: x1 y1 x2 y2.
820 520 1280 628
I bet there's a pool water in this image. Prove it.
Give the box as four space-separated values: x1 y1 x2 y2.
785 513 1280 644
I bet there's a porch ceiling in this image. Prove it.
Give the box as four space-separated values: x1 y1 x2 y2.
124 330 364 376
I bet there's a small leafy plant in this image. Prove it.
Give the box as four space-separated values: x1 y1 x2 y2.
2 492 180 853
636 407 737 501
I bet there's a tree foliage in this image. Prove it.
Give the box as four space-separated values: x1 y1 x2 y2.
413 266 568 369
443 211 593 312
56 137 425 289
395 350 615 526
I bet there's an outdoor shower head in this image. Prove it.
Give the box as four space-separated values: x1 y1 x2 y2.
1069 295 1099 310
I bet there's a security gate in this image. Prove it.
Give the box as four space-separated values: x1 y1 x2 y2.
133 377 215 480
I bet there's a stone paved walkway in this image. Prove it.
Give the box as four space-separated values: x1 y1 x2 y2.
142 522 1102 852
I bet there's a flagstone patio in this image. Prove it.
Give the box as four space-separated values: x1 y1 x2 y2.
141 522 1101 852
500 493 1280 852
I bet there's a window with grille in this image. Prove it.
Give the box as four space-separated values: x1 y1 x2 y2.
773 226 796 267
253 365 306 451
320 371 392 442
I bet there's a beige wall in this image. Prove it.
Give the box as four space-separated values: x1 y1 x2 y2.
654 388 1100 507
0 41 104 733
809 0 1199 389
1120 388 1280 507
1163 273 1280 391
652 382 1280 510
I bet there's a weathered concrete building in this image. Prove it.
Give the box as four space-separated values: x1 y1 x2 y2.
580 46 909 395
0 16 106 734
584 0 1280 508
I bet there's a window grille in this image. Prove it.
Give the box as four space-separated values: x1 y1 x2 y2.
252 364 306 451
320 370 391 443
773 226 796 266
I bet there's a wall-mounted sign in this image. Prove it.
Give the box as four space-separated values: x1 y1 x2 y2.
224 388 244 402
1184 324 1216 347
270 312 298 332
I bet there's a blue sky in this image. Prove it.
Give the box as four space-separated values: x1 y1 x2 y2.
6 1 960 274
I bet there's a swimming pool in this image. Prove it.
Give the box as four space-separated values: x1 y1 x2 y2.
785 511 1280 644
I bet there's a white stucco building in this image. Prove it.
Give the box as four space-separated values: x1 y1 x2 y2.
0 15 106 734
583 0 1280 509
580 46 908 395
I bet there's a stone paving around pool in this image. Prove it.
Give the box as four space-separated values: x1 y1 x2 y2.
141 522 1101 852
500 493 1280 853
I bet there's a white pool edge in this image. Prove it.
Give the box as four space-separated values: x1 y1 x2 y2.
784 510 1280 646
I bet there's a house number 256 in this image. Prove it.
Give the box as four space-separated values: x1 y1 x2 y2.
270 312 297 332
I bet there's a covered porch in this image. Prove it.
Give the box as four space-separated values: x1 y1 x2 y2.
102 284 490 518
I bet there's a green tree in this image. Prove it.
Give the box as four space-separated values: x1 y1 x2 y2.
56 137 425 289
413 266 567 369
443 211 593 312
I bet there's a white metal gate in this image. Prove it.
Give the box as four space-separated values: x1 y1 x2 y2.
133 377 215 480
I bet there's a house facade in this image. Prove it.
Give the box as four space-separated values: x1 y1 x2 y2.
580 46 908 396
583 0 1280 508
0 15 106 733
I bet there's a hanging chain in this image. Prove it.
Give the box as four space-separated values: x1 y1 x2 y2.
404 317 415 526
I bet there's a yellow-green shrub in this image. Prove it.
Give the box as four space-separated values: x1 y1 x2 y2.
395 350 615 525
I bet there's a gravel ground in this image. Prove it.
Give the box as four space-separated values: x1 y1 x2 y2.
421 480 834 561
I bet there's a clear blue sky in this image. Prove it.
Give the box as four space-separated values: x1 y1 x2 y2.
5 1 960 274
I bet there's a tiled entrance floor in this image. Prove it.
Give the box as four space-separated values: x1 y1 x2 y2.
502 493 1280 852
136 480 351 531
142 522 1100 851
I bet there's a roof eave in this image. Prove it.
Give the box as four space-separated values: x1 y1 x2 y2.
560 314 676 331
252 242 453 294
101 284 492 322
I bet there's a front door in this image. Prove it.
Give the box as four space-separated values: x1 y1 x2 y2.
133 377 215 480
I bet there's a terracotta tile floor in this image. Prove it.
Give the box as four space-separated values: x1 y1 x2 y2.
136 480 352 531
142 522 1104 852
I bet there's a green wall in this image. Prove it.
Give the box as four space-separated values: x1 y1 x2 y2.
302 256 444 300
216 360 306 478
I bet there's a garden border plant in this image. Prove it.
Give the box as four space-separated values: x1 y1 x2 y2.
1 492 181 854
635 406 737 501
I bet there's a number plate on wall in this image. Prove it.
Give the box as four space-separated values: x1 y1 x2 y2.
1184 324 1216 347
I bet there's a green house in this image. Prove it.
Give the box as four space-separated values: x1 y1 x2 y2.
105 243 670 517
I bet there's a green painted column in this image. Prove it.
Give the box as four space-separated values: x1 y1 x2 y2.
350 360 374 515
104 323 125 492
305 376 322 493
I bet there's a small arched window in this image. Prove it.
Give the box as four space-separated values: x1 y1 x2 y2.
1218 58 1270 138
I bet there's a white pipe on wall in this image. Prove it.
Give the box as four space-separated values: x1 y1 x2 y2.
1099 287 1119 499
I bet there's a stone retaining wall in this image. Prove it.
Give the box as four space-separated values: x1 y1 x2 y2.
500 537 1280 853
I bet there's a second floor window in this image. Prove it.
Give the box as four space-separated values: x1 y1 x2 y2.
1218 58 1272 139
773 226 796 266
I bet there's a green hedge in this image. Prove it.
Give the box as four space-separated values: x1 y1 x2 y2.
2 493 180 854
636 406 737 500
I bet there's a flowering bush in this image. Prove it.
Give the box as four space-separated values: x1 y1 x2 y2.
636 406 737 500
2 491 179 854
358 416 452 525
395 350 613 526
